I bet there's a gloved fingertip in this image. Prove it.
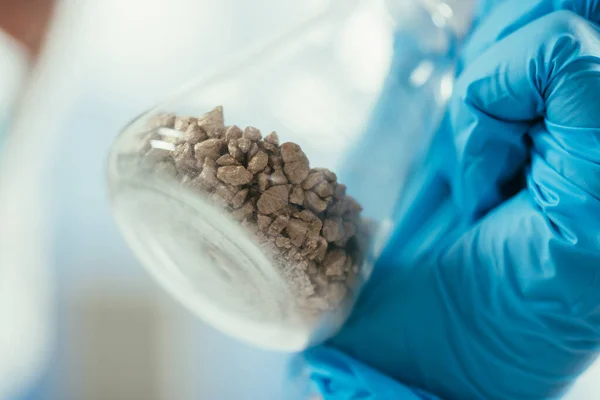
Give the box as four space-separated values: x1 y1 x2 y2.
302 346 437 399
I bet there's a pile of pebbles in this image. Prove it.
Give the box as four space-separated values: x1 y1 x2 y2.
142 106 366 314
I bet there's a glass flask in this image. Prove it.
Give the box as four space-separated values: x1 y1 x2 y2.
107 0 464 352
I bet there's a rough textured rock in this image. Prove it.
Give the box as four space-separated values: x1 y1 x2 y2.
268 215 289 236
247 151 269 174
323 217 345 242
142 106 367 318
305 191 328 213
194 139 223 160
290 186 304 205
257 185 289 215
225 125 243 141
217 166 253 186
243 126 262 141
286 218 309 248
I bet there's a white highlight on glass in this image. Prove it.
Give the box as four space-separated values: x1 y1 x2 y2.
151 140 176 151
440 72 454 102
410 61 435 87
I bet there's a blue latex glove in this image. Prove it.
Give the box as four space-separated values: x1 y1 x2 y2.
303 1 600 399
302 347 438 400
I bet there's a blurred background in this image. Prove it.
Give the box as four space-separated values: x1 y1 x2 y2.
0 1 599 399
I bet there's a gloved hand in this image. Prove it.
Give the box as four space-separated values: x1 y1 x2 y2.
303 1 600 399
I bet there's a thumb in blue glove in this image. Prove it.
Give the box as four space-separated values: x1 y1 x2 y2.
304 1 600 399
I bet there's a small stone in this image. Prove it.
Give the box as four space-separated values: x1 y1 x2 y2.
268 215 289 236
172 142 196 170
197 106 224 130
281 143 310 184
305 191 328 213
314 181 333 197
262 142 278 153
290 186 304 205
335 183 347 198
327 198 345 216
257 214 273 232
231 200 255 221
270 169 288 185
257 185 289 214
284 161 310 185
300 244 314 257
323 217 345 242
237 138 252 153
217 166 253 186
325 282 347 307
257 172 270 192
302 172 325 190
243 126 262 141
247 151 269 174
306 219 323 249
185 123 208 144
284 204 299 216
214 183 237 204
294 211 322 248
194 139 224 160
269 155 283 169
228 140 244 161
312 167 337 182
309 237 328 261
174 117 193 132
345 196 363 215
342 221 356 240
285 247 299 260
264 131 279 145
248 142 260 159
225 125 243 141
275 237 293 249
231 189 249 209
206 126 225 139
216 154 239 166
294 210 319 222
286 218 309 247
280 142 307 163
197 158 219 189
324 249 347 277
195 158 206 170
